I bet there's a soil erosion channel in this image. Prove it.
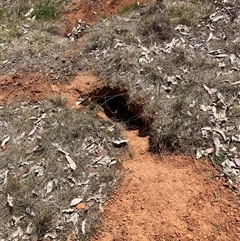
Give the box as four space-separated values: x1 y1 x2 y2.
91 111 240 240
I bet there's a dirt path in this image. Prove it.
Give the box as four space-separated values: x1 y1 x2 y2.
92 130 240 241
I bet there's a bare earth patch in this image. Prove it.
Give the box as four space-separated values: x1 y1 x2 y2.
64 0 147 31
92 130 240 241
0 71 98 106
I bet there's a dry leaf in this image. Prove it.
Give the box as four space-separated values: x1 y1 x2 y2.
66 155 77 171
46 181 53 194
70 197 83 207
82 219 86 235
28 125 38 136
1 136 10 150
7 194 14 208
206 32 213 42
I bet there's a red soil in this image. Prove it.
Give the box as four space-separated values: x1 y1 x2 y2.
91 130 240 241
1 1 240 240
0 72 98 106
1 68 239 241
64 0 147 32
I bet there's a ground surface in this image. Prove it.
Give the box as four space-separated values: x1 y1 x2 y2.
64 0 147 30
1 73 240 241
0 71 98 106
92 130 240 241
1 0 240 240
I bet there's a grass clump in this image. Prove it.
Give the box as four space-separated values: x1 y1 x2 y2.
140 11 173 44
148 82 210 154
33 1 58 20
34 211 53 239
166 0 216 27
120 2 139 15
49 95 68 108
0 101 124 240
0 0 66 44
0 9 4 20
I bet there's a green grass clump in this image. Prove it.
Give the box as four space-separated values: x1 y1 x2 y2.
34 1 58 20
166 0 215 26
0 0 65 44
0 9 4 20
120 2 139 15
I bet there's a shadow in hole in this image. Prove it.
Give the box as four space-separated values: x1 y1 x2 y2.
95 95 149 136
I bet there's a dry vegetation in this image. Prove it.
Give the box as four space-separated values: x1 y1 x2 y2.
0 99 124 240
0 0 67 42
1 0 240 240
0 0 73 77
78 0 240 154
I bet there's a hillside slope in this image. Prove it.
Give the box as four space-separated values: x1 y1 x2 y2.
0 0 240 240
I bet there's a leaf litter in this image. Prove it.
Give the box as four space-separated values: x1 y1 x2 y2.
1 0 240 239
0 101 124 240
77 0 240 191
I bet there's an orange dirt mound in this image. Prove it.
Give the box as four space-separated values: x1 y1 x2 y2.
91 130 240 241
0 71 98 106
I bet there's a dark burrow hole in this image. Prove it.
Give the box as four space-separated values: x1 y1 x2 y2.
89 86 151 136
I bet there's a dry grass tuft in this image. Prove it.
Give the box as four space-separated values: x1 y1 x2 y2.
78 0 240 156
165 0 216 27
0 100 124 240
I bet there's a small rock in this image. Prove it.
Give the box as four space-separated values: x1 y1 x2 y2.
187 225 194 231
